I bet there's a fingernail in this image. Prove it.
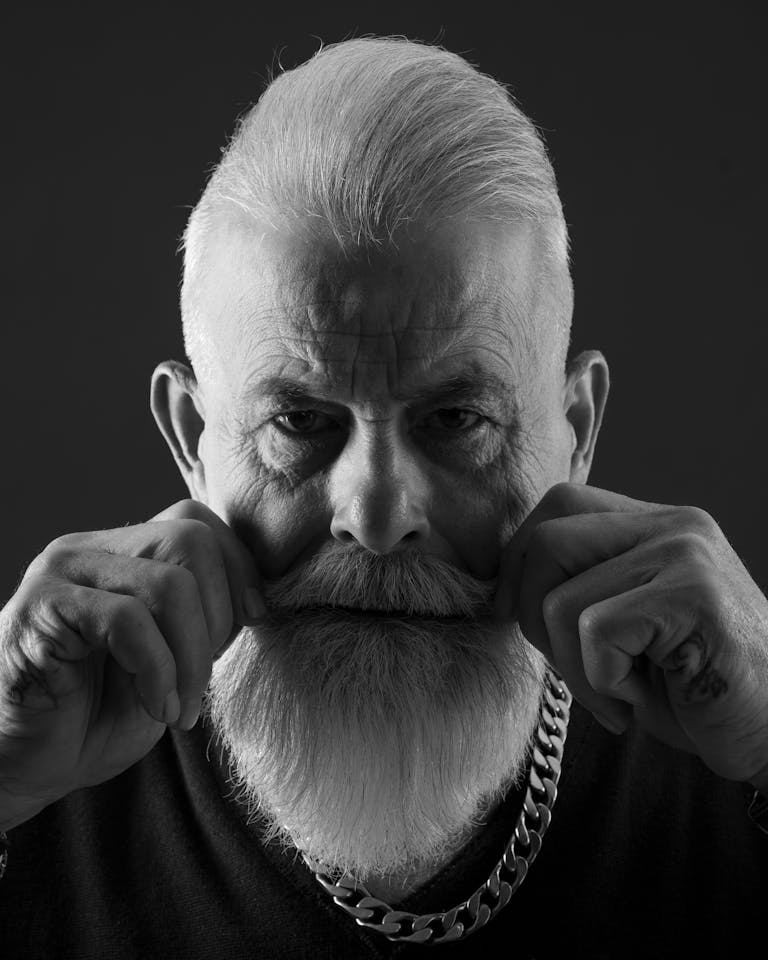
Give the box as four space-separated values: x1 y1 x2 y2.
163 689 180 725
594 712 627 736
242 586 267 622
179 698 200 731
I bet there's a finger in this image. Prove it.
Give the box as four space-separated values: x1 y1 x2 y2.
18 577 180 725
495 483 659 621
46 521 234 666
584 575 726 708
578 588 661 707
71 500 264 655
530 547 654 730
578 584 701 753
511 511 654 650
35 550 212 728
150 500 266 643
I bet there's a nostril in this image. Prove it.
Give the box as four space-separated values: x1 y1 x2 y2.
330 489 429 552
334 528 357 544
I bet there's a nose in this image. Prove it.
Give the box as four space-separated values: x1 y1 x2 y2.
329 428 430 554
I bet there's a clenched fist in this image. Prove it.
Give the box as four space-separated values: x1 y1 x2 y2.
0 500 263 831
495 483 768 793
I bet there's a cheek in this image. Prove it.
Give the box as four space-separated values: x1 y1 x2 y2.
431 437 545 579
531 390 575 483
203 435 331 579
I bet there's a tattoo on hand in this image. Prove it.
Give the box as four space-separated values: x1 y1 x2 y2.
672 634 728 702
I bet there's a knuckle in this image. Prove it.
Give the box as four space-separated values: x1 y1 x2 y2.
677 505 718 537
692 569 724 614
666 530 711 565
163 499 209 522
528 518 563 561
7 577 46 623
36 545 74 575
542 587 569 628
167 518 217 558
27 539 80 578
110 595 150 632
6 579 75 646
177 516 216 544
577 606 603 642
152 564 198 609
545 481 581 513
46 531 86 552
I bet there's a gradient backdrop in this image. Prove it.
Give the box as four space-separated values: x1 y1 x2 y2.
4 2 767 598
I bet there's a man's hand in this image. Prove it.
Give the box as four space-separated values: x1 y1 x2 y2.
0 500 263 830
495 483 768 791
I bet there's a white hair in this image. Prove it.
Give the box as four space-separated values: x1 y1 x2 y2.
205 543 546 882
180 36 573 379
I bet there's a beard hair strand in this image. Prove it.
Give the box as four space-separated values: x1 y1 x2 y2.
204 606 546 883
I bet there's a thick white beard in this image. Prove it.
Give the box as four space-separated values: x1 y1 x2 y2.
203 548 546 883
206 549 546 881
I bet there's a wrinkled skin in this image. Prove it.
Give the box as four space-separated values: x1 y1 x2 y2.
4 214 766 904
155 213 768 800
155 218 592 584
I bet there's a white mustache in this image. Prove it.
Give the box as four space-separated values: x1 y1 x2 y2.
262 547 497 618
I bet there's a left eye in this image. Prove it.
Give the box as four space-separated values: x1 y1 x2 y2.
273 410 338 435
422 409 482 431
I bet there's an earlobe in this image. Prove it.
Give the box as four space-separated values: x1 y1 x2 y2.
150 361 208 501
564 350 610 483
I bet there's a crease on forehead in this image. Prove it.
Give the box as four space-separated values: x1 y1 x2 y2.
234 296 533 414
271 253 527 338
203 215 545 392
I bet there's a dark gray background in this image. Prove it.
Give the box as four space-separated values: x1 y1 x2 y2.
4 2 766 598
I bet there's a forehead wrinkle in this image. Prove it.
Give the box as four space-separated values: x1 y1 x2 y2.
292 243 472 336
288 268 507 345
233 228 518 340
224 317 528 426
301 292 459 340
271 295 475 384
215 226 543 410
234 291 526 406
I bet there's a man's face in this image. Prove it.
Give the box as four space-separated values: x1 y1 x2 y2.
168 217 584 881
192 217 573 576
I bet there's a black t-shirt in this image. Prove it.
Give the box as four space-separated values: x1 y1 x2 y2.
1 702 765 959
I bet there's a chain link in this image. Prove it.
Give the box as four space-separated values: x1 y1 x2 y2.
303 670 571 945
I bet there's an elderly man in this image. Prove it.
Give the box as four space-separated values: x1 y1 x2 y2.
1 36 767 957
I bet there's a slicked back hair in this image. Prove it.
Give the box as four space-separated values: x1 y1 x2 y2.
181 37 573 379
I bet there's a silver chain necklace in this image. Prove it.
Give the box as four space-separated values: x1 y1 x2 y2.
302 670 572 945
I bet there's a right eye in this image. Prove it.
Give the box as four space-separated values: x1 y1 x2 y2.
272 410 340 436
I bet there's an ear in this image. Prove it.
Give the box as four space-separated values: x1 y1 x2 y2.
150 360 208 501
563 349 609 484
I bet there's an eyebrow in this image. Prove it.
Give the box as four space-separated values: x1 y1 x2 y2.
245 372 518 417
402 373 515 413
